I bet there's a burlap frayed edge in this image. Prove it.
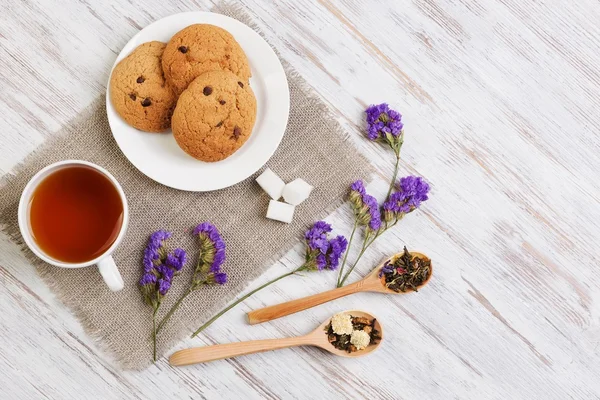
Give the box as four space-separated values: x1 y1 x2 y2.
0 3 376 369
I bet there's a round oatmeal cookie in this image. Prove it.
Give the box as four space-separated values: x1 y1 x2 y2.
162 24 251 94
110 41 176 132
172 70 257 162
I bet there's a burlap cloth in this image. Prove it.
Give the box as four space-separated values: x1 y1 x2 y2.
0 4 373 369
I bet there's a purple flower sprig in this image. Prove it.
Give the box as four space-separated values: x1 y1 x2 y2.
304 221 348 271
383 176 430 223
190 221 348 338
155 222 229 341
366 103 407 201
139 230 185 303
192 222 228 288
366 103 404 154
337 181 383 286
338 176 430 287
140 223 231 362
336 104 431 288
349 180 382 232
138 230 187 361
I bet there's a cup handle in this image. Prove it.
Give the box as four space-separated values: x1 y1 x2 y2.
97 256 124 292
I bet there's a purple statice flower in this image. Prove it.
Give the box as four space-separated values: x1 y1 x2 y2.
166 248 187 271
143 230 172 271
158 278 171 295
211 230 226 271
143 230 172 270
304 222 348 271
149 230 172 249
397 176 430 205
350 180 367 195
139 229 183 305
193 222 219 238
150 229 172 241
305 220 332 254
383 176 430 220
190 222 229 289
156 264 174 282
379 260 395 278
316 253 328 270
349 179 367 212
142 252 155 272
366 103 404 141
349 180 382 231
363 193 382 231
213 272 228 285
326 235 348 270
139 272 157 286
194 222 226 273
204 271 228 285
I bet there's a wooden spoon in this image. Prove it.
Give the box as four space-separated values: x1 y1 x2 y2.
247 251 432 325
169 310 382 366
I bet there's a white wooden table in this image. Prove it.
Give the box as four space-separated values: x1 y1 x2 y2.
2 0 600 398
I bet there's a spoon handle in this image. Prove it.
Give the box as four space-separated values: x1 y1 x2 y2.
247 279 369 325
170 336 312 366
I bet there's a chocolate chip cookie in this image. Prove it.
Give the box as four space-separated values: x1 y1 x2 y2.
110 41 176 132
172 70 257 162
162 24 251 95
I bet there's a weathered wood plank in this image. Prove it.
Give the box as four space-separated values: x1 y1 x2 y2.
1 0 600 398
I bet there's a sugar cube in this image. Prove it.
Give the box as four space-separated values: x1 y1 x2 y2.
256 168 285 200
282 178 314 205
266 200 295 223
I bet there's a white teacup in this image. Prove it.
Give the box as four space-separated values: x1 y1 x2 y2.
18 160 128 291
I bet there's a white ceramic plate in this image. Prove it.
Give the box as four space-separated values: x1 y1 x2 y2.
106 12 289 191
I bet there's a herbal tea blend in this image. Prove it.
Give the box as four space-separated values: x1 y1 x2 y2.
326 313 381 353
379 247 431 292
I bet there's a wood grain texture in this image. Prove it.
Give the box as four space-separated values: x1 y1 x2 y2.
247 277 378 324
1 0 600 399
172 310 382 366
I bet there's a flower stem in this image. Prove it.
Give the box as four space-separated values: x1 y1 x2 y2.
152 307 158 362
191 268 303 338
156 288 193 334
338 218 399 287
338 232 372 287
386 152 401 200
337 221 358 287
